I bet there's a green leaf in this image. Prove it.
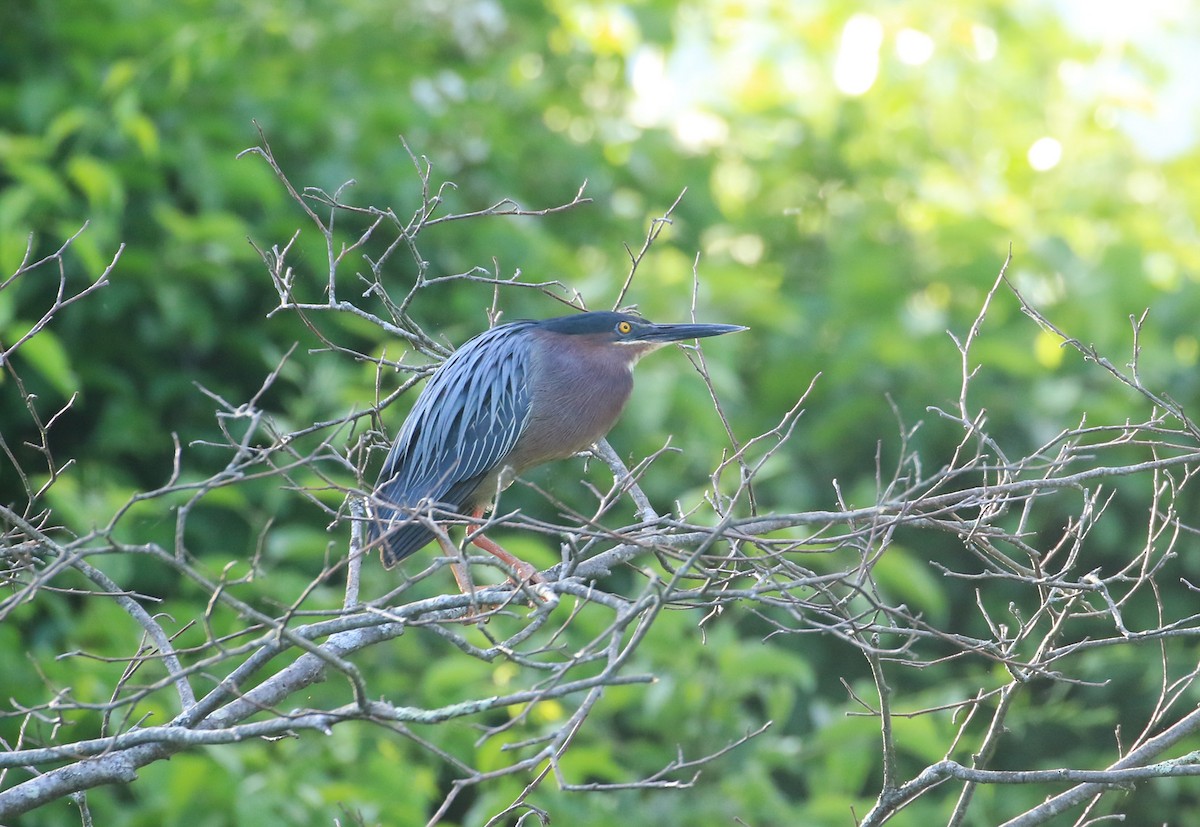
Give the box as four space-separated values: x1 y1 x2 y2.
8 322 77 397
66 154 125 209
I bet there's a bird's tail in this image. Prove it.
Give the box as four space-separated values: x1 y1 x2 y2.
367 502 440 568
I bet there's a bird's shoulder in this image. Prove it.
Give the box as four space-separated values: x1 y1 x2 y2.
380 320 537 491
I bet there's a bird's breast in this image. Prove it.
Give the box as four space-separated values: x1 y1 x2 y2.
505 335 635 472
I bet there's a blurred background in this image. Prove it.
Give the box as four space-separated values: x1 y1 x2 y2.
3 0 1199 824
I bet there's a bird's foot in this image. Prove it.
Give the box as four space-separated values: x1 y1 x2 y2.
468 530 553 604
507 564 557 607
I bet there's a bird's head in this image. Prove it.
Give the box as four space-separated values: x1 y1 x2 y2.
536 311 746 366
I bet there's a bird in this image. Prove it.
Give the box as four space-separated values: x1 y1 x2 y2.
368 310 745 587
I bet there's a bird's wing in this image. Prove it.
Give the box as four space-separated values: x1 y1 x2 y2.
371 323 533 564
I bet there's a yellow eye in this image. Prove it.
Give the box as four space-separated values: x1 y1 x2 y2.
617 320 633 335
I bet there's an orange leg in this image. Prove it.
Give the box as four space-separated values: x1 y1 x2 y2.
449 558 476 596
468 506 545 585
434 533 477 596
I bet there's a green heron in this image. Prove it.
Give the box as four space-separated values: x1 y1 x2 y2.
368 310 745 585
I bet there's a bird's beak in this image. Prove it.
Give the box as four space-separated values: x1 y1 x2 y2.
630 322 748 343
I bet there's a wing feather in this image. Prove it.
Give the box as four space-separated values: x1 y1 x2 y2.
370 322 533 564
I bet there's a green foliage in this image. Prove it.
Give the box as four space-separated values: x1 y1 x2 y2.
4 0 1200 824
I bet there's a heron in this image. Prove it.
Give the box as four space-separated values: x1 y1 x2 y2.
368 310 745 587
